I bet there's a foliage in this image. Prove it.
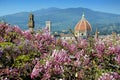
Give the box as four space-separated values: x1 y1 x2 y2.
0 23 120 80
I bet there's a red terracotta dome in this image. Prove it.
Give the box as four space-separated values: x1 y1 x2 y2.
75 14 92 32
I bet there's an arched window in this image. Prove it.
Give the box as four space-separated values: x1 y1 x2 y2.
81 33 83 36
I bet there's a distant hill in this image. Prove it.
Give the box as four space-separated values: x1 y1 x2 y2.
0 7 120 34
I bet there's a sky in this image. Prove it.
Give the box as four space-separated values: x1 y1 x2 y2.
0 0 120 16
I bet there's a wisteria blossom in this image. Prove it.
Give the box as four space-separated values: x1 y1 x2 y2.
0 24 120 79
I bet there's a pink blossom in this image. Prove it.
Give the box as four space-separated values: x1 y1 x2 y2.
78 39 88 48
23 30 34 40
115 45 120 54
41 72 51 80
31 62 42 79
95 41 105 54
115 54 120 64
0 36 4 42
98 72 120 80
13 25 22 35
108 46 116 54
52 49 71 64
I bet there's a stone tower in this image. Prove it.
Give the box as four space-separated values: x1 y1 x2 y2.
46 21 51 32
28 13 35 31
94 28 99 39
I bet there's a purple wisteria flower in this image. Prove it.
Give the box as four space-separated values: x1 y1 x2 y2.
13 25 23 35
115 54 120 64
31 61 43 79
115 45 120 54
108 46 116 54
0 48 3 57
77 39 88 48
0 36 4 42
52 49 71 64
98 72 120 80
95 41 105 55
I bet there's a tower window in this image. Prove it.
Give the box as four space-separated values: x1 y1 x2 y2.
81 33 83 36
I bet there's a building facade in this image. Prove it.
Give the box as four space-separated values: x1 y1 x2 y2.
46 21 51 33
74 13 92 38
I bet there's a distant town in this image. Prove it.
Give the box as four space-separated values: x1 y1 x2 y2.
27 12 119 40
1 11 119 41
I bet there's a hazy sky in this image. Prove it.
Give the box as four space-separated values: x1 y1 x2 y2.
0 0 120 16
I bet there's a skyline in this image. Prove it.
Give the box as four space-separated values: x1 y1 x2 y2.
0 0 120 16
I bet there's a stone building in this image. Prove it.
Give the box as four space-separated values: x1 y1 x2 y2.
74 13 92 38
59 13 92 40
46 21 51 33
28 13 35 32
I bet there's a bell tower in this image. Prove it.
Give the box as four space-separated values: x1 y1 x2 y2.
28 13 35 31
94 28 99 39
46 21 51 32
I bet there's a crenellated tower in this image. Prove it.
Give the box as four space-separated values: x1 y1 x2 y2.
28 13 35 32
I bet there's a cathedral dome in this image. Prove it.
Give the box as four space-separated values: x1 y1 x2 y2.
75 13 92 32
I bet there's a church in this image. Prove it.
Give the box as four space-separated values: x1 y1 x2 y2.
74 13 92 37
60 13 92 40
28 13 92 40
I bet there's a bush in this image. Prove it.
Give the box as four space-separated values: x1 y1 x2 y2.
0 23 120 80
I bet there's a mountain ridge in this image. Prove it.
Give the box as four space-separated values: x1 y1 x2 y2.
0 7 120 34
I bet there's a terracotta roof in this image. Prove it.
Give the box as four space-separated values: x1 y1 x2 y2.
75 13 92 32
